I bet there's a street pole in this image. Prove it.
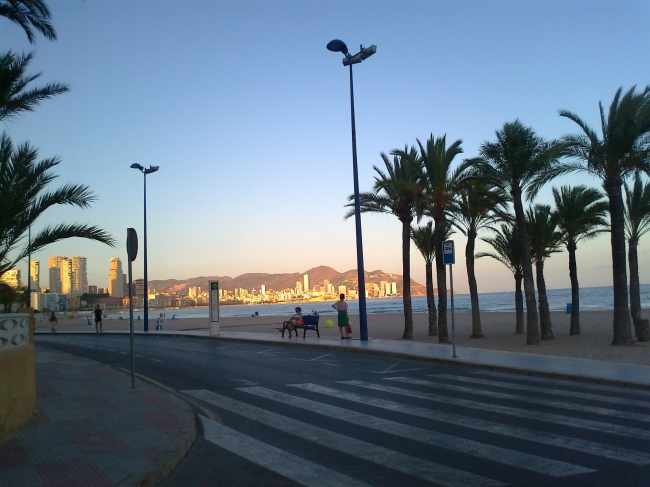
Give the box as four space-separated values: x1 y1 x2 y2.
129 256 135 387
143 172 149 333
449 263 457 358
348 63 368 341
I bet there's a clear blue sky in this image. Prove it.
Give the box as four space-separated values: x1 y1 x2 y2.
3 0 649 293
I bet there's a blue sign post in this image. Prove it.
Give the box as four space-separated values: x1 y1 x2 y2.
443 240 457 358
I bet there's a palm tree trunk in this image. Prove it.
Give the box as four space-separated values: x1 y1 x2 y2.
434 216 448 342
426 261 438 336
604 179 635 345
567 242 580 335
628 238 642 324
536 260 554 340
401 218 414 339
466 229 483 338
512 187 540 344
515 271 524 334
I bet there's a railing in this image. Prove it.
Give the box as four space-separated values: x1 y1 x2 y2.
0 313 30 350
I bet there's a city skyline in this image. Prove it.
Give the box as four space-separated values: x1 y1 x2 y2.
3 2 649 294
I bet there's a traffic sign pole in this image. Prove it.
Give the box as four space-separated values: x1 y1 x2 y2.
442 240 457 358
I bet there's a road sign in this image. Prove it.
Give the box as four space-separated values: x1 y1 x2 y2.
443 240 455 265
126 228 138 262
209 280 220 336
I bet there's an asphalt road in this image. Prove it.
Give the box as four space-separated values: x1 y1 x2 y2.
35 334 650 487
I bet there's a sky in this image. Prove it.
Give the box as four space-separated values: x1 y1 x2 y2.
2 0 650 294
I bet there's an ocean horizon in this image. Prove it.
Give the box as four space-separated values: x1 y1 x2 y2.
109 284 650 320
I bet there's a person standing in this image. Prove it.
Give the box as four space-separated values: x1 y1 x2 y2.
332 294 350 339
94 304 103 333
49 312 58 332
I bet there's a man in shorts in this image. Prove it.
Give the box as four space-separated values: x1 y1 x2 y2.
94 304 103 333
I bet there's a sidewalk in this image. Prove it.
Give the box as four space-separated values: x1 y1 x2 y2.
102 328 650 389
0 347 196 487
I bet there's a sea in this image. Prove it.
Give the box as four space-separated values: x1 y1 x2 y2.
109 284 650 320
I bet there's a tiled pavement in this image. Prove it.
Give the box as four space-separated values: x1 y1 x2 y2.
0 347 195 487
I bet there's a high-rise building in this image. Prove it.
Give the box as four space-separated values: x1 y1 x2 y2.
391 282 397 295
261 284 266 295
122 274 128 296
338 285 347 296
70 256 87 295
30 260 40 290
60 258 73 294
303 274 309 294
88 285 98 294
134 278 144 297
0 269 20 288
108 257 124 298
48 256 66 293
295 281 303 295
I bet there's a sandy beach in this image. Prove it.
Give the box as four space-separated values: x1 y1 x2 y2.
35 309 650 366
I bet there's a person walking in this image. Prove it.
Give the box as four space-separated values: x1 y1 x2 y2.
332 294 350 339
94 304 103 333
49 312 58 332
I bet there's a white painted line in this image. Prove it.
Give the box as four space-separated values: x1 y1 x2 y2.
134 355 144 358
119 352 128 355
199 415 372 487
151 358 162 363
238 386 592 477
429 374 650 408
385 377 650 424
348 380 650 440
471 370 650 399
187 391 504 487
290 383 650 465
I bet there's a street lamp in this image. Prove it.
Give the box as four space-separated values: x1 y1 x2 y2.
130 163 159 332
326 39 376 341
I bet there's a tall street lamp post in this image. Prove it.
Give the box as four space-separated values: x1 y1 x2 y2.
326 39 376 341
130 163 159 332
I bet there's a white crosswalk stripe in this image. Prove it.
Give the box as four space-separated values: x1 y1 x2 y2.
340 380 650 440
470 370 650 399
290 383 650 465
428 374 650 408
384 377 650 423
199 415 372 487
186 389 504 487
237 386 593 476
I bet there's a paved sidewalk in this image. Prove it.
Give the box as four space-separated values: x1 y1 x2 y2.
0 347 196 487
83 328 649 389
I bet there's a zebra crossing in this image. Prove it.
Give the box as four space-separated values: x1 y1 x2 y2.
183 370 650 487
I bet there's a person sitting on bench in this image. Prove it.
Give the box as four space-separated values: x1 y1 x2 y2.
281 307 303 337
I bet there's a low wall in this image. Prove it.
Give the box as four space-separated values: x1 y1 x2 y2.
0 310 35 438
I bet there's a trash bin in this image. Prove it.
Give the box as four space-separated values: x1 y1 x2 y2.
566 303 572 314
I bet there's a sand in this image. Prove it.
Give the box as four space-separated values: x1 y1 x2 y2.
36 310 650 366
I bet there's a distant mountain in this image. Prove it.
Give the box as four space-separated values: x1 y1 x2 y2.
148 265 427 296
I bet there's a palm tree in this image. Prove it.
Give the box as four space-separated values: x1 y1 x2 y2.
624 173 650 341
0 0 56 43
0 133 116 278
345 147 423 339
526 205 563 340
405 134 464 343
553 185 608 335
0 51 69 122
469 120 564 345
560 86 650 345
477 223 524 334
410 221 437 336
0 281 18 312
451 181 506 338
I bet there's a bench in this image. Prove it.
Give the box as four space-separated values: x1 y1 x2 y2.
290 314 320 338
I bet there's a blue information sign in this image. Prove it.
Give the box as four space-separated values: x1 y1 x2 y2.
443 240 455 265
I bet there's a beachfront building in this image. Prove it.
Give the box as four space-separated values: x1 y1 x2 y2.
88 285 98 294
261 284 265 295
109 257 124 298
30 292 67 312
30 261 39 290
1 269 21 288
391 282 397 295
303 274 309 294
48 256 66 293
338 285 347 295
70 256 88 295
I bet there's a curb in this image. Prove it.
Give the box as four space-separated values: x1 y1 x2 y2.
36 344 198 487
36 332 650 391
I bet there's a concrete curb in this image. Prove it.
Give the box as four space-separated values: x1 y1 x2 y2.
36 331 650 391
36 344 198 487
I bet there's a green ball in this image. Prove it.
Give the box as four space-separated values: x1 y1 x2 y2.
325 319 334 328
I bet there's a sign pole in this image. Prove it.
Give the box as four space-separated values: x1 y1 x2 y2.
126 228 138 388
209 281 220 336
442 239 457 358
